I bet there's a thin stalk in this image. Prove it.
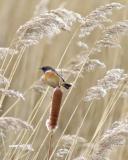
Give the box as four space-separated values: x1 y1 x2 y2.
57 28 79 68
1 130 6 156
47 131 54 160
66 102 93 160
27 133 50 160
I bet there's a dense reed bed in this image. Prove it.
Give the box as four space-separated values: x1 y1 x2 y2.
0 0 128 160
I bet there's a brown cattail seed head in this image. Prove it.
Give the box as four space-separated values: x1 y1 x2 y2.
46 87 63 131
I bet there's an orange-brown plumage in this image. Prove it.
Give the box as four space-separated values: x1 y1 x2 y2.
42 70 60 88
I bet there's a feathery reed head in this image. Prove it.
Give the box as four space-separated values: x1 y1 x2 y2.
92 20 128 54
73 156 86 160
84 59 106 72
85 69 128 102
91 118 128 160
79 3 124 38
16 8 84 47
0 117 33 133
0 88 25 100
0 74 10 85
0 48 18 59
9 144 34 152
55 135 86 159
32 84 47 94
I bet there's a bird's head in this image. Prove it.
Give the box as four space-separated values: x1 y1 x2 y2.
40 66 54 73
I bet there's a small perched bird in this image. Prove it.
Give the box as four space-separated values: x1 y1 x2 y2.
40 66 71 89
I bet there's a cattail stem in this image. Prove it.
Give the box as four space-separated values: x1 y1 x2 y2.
46 87 63 160
47 131 54 160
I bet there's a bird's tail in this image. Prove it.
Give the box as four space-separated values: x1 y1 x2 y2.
62 83 72 89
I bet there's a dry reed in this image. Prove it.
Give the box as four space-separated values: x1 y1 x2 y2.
0 1 128 160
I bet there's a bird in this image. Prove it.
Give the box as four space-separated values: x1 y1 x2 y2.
40 66 72 89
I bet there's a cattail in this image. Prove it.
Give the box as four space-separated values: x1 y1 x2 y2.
46 87 63 131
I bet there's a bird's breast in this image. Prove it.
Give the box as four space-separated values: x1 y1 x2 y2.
42 71 60 87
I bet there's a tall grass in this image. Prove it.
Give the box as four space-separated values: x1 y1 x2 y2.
0 0 128 160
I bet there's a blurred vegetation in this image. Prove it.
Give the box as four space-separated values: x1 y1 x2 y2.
0 0 128 159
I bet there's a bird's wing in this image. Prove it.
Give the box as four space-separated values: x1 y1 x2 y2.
53 69 65 82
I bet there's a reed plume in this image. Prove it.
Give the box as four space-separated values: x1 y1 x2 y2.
0 74 10 85
16 8 84 47
85 69 127 102
0 117 33 133
0 88 25 100
9 144 34 152
0 48 18 59
92 20 128 53
91 118 128 160
55 135 86 159
79 3 124 38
